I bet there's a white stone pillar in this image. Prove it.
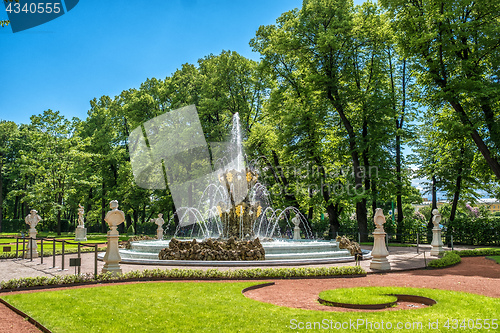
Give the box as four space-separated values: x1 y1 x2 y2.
25 227 39 258
370 208 390 270
292 215 301 240
430 208 444 256
102 200 125 276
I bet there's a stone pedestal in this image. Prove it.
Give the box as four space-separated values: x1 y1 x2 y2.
370 208 390 271
102 228 122 275
102 200 125 277
75 226 87 242
430 226 444 256
370 230 390 270
24 228 38 258
293 226 300 240
157 227 164 240
292 215 301 240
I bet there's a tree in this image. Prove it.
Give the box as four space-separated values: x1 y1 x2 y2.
19 110 87 235
0 121 18 232
252 0 400 241
381 0 500 180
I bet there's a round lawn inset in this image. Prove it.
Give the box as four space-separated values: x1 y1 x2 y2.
318 287 436 310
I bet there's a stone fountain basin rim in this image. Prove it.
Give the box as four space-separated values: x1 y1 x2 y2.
99 250 371 267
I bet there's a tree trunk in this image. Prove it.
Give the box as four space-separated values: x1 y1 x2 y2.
396 134 404 238
450 175 462 222
326 89 368 242
133 209 138 234
57 193 62 235
327 202 342 240
14 195 19 220
427 175 437 243
85 187 93 227
448 100 500 179
450 147 465 222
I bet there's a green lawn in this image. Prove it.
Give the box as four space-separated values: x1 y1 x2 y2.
319 287 397 305
1 284 498 332
486 255 500 264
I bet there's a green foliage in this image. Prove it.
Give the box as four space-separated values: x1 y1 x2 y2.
447 216 500 245
428 248 500 268
126 224 135 236
0 265 364 291
427 252 461 268
455 248 500 257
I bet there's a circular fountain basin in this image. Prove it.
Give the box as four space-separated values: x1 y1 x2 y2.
107 239 371 266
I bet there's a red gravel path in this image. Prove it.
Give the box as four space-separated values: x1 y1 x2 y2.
244 257 500 312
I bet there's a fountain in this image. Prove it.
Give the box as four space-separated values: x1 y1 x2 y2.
113 106 370 266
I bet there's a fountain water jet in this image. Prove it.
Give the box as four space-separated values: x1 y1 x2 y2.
114 106 371 265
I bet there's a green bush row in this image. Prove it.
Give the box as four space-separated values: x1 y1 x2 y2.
447 216 500 245
454 248 500 257
427 252 461 268
0 265 365 291
427 248 500 268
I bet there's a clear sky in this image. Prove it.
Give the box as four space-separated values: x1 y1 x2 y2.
1 0 365 125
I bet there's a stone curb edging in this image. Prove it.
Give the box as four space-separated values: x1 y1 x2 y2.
318 294 437 310
0 274 366 293
0 298 52 333
241 282 276 294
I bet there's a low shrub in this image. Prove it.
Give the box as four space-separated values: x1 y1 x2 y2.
427 248 500 268
0 265 365 291
428 252 461 268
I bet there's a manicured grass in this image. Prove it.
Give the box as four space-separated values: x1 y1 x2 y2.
1 284 498 332
486 255 500 264
319 287 397 305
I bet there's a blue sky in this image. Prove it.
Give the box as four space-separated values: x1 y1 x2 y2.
1 0 363 125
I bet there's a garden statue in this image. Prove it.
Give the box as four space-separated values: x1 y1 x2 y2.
430 208 444 256
370 208 390 270
102 200 125 276
74 204 87 242
292 215 301 240
24 209 41 258
154 213 165 240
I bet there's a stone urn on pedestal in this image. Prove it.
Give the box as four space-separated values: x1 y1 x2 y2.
154 213 165 240
370 208 390 270
24 209 41 258
292 215 301 240
430 209 444 256
102 200 125 276
74 204 87 241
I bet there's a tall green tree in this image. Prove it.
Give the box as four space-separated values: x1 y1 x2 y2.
0 120 18 232
252 0 399 240
381 0 500 180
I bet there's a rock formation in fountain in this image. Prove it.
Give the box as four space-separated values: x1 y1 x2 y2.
158 237 265 261
216 168 262 239
336 235 362 257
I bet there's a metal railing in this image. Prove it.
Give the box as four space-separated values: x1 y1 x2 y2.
14 236 100 277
